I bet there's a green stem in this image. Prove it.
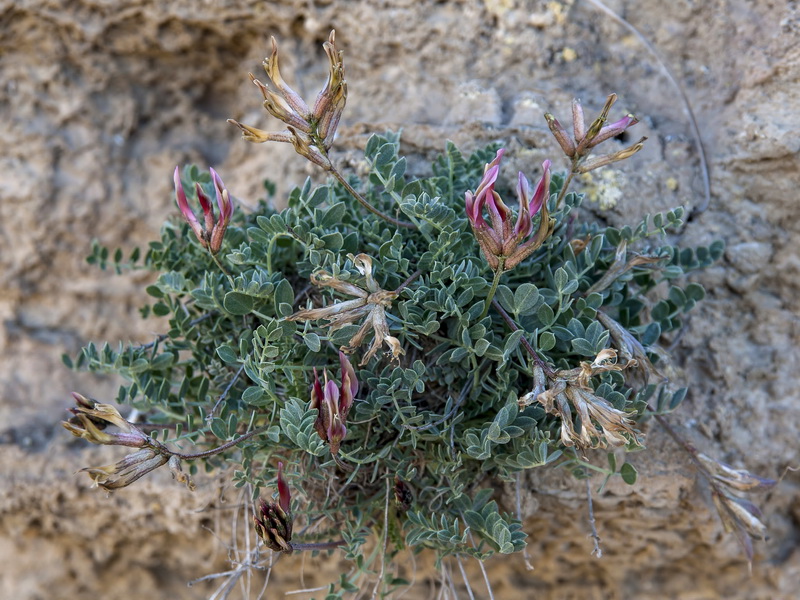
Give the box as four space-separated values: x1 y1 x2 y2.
266 232 300 275
210 252 235 287
327 166 416 229
479 261 505 321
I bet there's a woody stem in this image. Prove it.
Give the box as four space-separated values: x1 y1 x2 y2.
327 165 417 229
653 414 717 483
479 261 505 321
168 425 271 460
555 161 579 209
290 540 345 551
491 299 556 378
395 269 422 293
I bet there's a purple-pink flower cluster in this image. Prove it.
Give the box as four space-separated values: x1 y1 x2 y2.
310 351 359 455
173 167 234 255
465 149 553 271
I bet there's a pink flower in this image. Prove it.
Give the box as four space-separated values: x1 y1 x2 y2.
465 150 553 270
173 167 234 254
310 351 359 455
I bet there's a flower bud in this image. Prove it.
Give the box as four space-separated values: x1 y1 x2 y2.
310 352 360 455
575 137 647 173
546 93 642 168
394 476 413 512
254 462 294 553
173 167 234 254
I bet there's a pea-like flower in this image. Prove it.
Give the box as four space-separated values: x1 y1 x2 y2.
544 93 646 173
254 462 294 553
465 149 554 271
173 167 233 255
310 351 359 455
228 30 346 170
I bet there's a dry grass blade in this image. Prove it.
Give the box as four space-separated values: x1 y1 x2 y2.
454 555 475 600
581 0 712 215
370 474 392 599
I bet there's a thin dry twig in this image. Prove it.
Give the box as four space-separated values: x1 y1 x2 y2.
208 364 246 422
370 473 392 599
585 478 603 558
285 584 330 596
464 530 495 600
454 555 475 600
515 472 535 571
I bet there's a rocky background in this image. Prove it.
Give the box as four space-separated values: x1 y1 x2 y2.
1 0 798 598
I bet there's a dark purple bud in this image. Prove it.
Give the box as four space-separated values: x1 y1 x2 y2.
310 368 327 442
394 476 413 511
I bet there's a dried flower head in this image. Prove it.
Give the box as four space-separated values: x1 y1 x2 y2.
174 167 234 254
465 149 554 271
229 30 346 170
711 488 768 568
62 393 193 491
545 93 646 173
521 350 642 449
698 453 776 566
80 448 170 491
63 394 150 448
310 351 359 455
698 454 778 493
254 462 294 553
287 254 404 365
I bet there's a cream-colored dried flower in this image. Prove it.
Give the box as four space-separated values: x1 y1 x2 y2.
711 488 769 567
287 254 404 366
81 448 170 491
698 453 777 493
698 453 777 567
63 394 150 448
520 350 642 449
